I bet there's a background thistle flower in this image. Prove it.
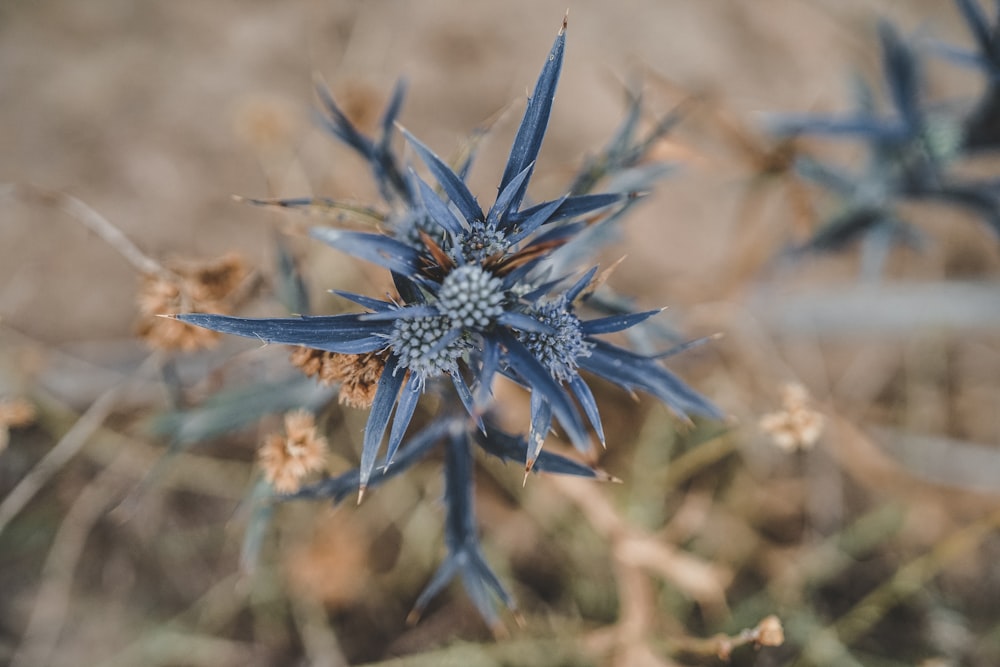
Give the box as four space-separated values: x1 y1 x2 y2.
770 17 1000 275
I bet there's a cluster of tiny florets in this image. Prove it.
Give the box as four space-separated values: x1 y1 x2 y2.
436 265 506 329
389 315 466 381
517 298 591 382
451 220 508 263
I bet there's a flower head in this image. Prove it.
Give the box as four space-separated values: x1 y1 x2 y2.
176 17 720 625
259 409 328 493
759 382 825 452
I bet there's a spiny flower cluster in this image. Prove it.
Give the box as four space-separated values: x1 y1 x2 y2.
177 17 719 625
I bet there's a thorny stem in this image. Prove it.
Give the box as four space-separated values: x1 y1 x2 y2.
2 183 171 278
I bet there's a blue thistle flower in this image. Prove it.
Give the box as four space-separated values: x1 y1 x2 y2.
176 16 720 624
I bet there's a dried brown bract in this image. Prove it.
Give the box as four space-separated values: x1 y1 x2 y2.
136 253 250 351
289 347 386 409
0 397 36 452
258 409 329 493
753 614 785 648
759 382 825 452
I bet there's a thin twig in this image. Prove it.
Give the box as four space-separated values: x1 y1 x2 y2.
11 452 132 667
0 353 162 538
2 182 170 277
288 592 350 667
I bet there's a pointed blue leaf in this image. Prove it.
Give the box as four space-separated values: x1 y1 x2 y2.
520 273 570 302
449 371 484 432
379 80 407 150
795 156 857 196
499 330 589 451
385 374 421 467
564 266 599 304
174 313 391 353
412 557 461 617
527 391 553 464
487 161 534 226
958 0 995 55
315 84 375 159
569 375 605 447
580 308 663 335
289 418 451 504
274 234 311 316
506 196 565 243
877 20 922 131
360 304 438 321
310 227 423 276
330 290 397 312
473 422 603 479
579 339 722 420
930 43 994 72
509 193 624 227
499 22 566 211
401 128 484 223
476 339 501 407
770 114 906 140
359 356 406 489
413 170 467 237
651 333 719 359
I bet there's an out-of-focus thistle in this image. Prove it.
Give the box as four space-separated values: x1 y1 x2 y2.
173 17 720 625
770 17 1000 276
934 0 1000 150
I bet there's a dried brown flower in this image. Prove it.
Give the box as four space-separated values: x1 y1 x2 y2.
136 253 250 352
754 615 785 648
0 397 36 452
759 382 825 452
289 347 386 409
258 409 328 493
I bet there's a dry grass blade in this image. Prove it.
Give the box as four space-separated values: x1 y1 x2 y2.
793 505 1000 667
2 183 169 278
11 453 132 667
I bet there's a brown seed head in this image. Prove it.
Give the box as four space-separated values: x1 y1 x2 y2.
136 253 250 352
258 409 329 493
289 347 386 409
754 615 785 647
759 382 825 452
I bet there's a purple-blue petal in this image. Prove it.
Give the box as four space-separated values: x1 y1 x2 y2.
385 374 421 467
310 227 423 276
499 330 589 451
174 313 391 353
499 22 566 212
359 356 406 489
402 128 484 223
580 339 722 420
580 308 663 335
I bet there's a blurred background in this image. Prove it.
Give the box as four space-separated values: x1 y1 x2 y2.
2 1 999 666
